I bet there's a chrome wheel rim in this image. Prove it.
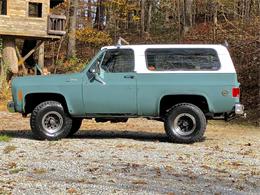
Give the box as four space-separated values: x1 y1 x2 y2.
172 113 196 136
42 111 63 134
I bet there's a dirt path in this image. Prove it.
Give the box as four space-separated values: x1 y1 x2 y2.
0 111 259 194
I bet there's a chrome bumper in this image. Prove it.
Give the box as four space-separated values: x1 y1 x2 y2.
235 103 245 115
7 101 15 113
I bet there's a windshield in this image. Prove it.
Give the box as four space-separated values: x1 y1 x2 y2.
82 49 106 72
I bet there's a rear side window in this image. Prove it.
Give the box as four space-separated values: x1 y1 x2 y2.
101 49 135 73
146 48 220 71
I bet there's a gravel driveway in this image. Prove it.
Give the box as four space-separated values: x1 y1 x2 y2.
0 111 259 194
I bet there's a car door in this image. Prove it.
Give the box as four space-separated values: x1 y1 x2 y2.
84 49 137 115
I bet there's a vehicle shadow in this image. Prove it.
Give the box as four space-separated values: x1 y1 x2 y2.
0 130 33 140
0 130 206 143
0 129 170 142
73 130 169 142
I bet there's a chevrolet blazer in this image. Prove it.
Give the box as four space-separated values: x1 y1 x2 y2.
8 44 245 143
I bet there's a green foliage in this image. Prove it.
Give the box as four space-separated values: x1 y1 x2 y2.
0 135 11 142
55 57 87 74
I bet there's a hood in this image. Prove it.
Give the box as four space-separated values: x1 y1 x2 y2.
12 73 82 87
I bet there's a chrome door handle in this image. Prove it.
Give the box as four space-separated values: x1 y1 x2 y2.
124 75 135 79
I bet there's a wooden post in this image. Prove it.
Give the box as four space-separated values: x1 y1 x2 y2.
18 40 44 65
38 42 45 68
15 46 27 75
2 36 18 74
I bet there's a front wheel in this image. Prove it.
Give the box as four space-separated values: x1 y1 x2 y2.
30 101 72 140
164 103 206 144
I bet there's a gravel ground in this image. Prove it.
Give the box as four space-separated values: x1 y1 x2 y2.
0 111 259 194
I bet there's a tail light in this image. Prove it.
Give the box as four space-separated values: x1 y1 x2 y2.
232 87 240 98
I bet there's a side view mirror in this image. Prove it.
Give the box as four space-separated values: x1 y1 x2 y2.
88 68 106 85
89 68 96 74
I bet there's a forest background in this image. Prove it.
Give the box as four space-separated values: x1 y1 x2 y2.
0 0 259 125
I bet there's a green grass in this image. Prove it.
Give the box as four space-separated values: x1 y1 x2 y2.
9 168 26 174
0 135 11 142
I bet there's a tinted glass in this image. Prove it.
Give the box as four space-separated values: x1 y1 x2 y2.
146 48 220 71
0 0 7 15
101 49 134 73
29 2 42 17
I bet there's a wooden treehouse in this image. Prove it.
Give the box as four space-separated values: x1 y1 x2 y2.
0 0 66 74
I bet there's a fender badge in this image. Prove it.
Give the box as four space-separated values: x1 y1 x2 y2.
222 90 229 96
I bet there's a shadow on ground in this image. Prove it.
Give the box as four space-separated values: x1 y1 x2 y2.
0 129 171 142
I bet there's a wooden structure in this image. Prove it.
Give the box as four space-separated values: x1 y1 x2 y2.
0 0 66 74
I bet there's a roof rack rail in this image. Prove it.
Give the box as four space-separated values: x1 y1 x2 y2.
117 37 129 47
223 40 229 48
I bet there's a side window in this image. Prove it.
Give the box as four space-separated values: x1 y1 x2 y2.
0 0 7 15
101 49 135 73
146 48 220 71
29 2 43 18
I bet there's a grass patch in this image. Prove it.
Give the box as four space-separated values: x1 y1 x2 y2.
0 135 11 142
9 168 26 174
3 145 16 154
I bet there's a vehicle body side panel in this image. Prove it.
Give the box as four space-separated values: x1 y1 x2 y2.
136 73 239 116
12 73 84 115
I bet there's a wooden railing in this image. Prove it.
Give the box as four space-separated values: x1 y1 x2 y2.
48 14 66 36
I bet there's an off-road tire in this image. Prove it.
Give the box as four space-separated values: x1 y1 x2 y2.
164 103 206 144
68 119 82 136
30 101 72 140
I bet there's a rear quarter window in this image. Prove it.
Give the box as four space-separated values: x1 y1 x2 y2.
145 48 221 71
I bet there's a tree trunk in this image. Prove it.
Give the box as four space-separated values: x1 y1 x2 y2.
88 0 92 22
38 42 45 69
183 0 193 34
94 0 105 30
67 0 78 59
2 37 18 74
147 2 152 33
258 63 260 126
141 0 146 34
178 0 182 42
213 4 218 43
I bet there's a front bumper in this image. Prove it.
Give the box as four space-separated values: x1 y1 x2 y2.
7 101 15 113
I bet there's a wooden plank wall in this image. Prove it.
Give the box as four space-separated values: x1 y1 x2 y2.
0 0 50 38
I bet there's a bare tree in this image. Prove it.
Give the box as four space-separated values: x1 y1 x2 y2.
147 1 153 33
94 0 105 30
67 0 78 59
183 0 193 34
141 0 146 34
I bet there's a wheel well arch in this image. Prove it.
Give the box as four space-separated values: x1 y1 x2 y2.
24 93 69 114
159 95 210 117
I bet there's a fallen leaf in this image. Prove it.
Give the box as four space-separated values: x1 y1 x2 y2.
132 180 147 185
67 188 77 194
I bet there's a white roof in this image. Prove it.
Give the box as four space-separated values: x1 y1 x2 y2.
101 44 235 73
102 44 229 54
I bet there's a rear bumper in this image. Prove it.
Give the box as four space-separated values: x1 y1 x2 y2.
7 101 15 113
235 103 245 115
224 103 246 121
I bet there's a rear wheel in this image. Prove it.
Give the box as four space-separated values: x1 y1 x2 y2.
68 119 82 136
30 101 72 140
164 103 206 143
